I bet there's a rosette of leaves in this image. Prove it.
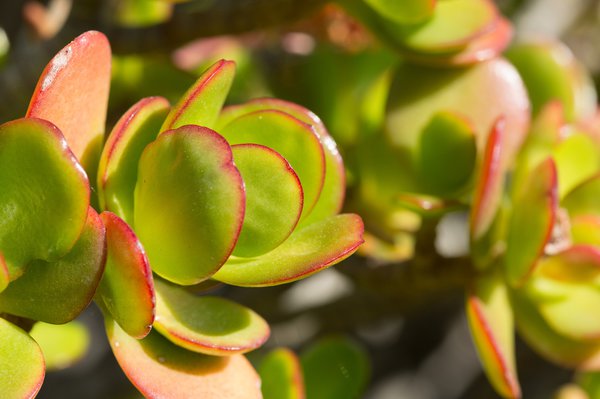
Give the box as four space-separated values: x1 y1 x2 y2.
465 46 600 397
96 56 364 395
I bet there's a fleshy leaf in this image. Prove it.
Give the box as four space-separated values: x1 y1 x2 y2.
571 215 600 246
0 318 45 398
213 214 364 287
0 207 105 324
364 0 435 24
466 271 520 399
98 96 170 223
161 59 235 132
418 111 477 196
106 319 262 399
259 348 305 399
471 118 506 240
553 133 600 199
301 337 370 399
526 246 600 340
26 30 111 173
0 253 8 293
30 321 90 371
395 192 462 217
563 174 600 217
232 144 303 257
0 118 89 279
135 125 245 285
115 0 173 27
505 158 557 287
220 109 325 220
153 278 270 356
96 212 154 339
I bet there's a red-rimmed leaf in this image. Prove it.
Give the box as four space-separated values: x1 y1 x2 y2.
0 318 45 398
471 117 506 240
213 214 364 287
96 212 154 339
466 271 520 399
220 109 325 220
161 59 235 132
232 144 303 257
563 174 600 217
26 30 111 172
0 207 105 324
30 320 90 371
0 118 89 280
0 253 8 293
106 319 262 399
505 158 558 287
134 125 245 285
98 96 170 223
571 215 600 246
153 278 269 356
259 348 305 399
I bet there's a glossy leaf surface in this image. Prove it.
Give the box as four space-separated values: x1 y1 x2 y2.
0 118 89 279
0 207 105 324
214 214 364 287
260 348 305 399
232 144 303 257
98 96 170 223
30 321 89 370
135 125 244 285
96 212 154 339
161 59 235 132
107 319 262 399
154 278 269 355
0 318 44 398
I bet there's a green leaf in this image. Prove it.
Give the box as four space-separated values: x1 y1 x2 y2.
153 278 269 356
0 253 8 293
505 158 557 287
96 212 154 339
363 0 435 24
232 144 303 257
161 59 235 132
466 271 520 399
0 208 105 324
395 192 462 217
417 111 477 196
571 216 600 246
259 348 305 399
106 319 262 399
213 214 364 287
563 174 600 217
553 133 600 199
0 318 45 398
30 321 90 371
301 337 370 399
98 96 170 223
134 125 245 285
26 30 111 176
115 0 173 27
219 109 325 220
0 118 89 280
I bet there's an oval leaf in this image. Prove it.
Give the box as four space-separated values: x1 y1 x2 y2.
154 278 269 356
134 125 245 285
0 207 105 324
213 214 364 287
107 319 262 399
364 0 435 24
30 320 90 371
98 96 170 223
0 118 89 279
0 318 45 398
260 348 305 399
96 212 155 339
232 144 303 257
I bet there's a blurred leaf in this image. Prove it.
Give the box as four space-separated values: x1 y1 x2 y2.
363 0 435 24
553 133 600 199
259 348 305 399
571 216 600 246
115 0 173 27
30 321 90 371
563 174 600 217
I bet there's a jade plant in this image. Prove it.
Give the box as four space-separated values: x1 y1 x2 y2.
0 30 364 398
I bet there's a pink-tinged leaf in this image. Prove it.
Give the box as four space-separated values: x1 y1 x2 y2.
259 348 305 399
505 158 558 287
0 207 105 324
106 318 262 399
563 174 600 217
26 31 111 169
220 109 325 220
213 214 364 287
466 271 520 399
98 96 170 223
134 126 245 285
0 118 89 280
571 215 600 246
0 318 45 399
395 192 463 217
161 59 235 132
0 253 8 293
232 144 303 257
96 212 155 339
471 117 506 240
525 245 600 340
153 278 270 356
